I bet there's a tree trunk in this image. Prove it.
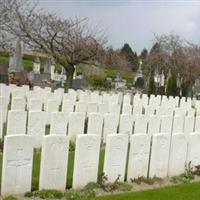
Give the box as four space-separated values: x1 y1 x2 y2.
64 66 75 92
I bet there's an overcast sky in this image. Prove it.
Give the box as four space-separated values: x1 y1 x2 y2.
39 0 200 53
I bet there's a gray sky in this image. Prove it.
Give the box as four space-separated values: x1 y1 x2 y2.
39 0 200 53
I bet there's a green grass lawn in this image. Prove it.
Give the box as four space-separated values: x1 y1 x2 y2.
94 182 200 200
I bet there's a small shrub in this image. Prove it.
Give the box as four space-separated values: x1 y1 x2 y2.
131 176 163 185
3 196 18 200
25 189 64 199
171 162 195 184
194 165 200 176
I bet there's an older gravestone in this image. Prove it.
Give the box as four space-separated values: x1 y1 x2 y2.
187 132 200 166
127 134 151 181
27 111 46 148
73 135 101 189
7 110 27 135
1 135 34 196
68 112 85 141
104 134 129 182
168 133 188 176
149 133 171 178
50 112 68 135
119 114 133 135
87 113 103 136
39 135 69 190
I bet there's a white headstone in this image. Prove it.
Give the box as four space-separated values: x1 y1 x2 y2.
29 98 43 111
168 133 188 176
87 113 103 136
119 114 133 135
68 112 85 141
87 102 98 114
11 97 26 111
75 101 88 113
134 114 147 134
160 115 173 134
104 134 129 182
73 134 101 189
172 115 184 133
0 111 3 139
50 112 68 135
122 104 132 115
133 105 143 115
195 116 200 132
103 113 119 142
147 115 160 136
98 103 109 114
149 133 171 178
7 110 27 135
187 132 200 166
27 111 46 148
184 116 195 134
1 135 34 196
109 104 121 116
62 100 74 113
39 135 69 190
46 99 60 124
127 134 151 181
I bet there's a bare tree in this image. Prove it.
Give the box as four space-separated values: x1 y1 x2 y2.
1 0 107 90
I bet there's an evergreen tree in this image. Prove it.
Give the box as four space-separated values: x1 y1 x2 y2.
121 43 139 71
166 73 177 97
148 73 156 95
140 48 148 60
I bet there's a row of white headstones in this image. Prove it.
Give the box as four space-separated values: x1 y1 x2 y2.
1 132 200 196
1 83 200 196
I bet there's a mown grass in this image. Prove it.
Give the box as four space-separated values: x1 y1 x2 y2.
94 182 200 200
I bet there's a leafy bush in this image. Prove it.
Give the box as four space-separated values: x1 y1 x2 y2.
87 75 111 91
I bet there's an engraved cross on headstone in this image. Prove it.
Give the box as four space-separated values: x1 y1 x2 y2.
7 148 31 189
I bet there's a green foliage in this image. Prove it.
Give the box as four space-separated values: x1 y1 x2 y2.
166 73 177 97
3 196 18 200
87 75 111 91
148 73 156 95
171 162 195 184
69 141 76 152
193 165 200 176
121 43 139 71
131 176 163 185
140 48 148 60
25 189 64 199
97 173 132 192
